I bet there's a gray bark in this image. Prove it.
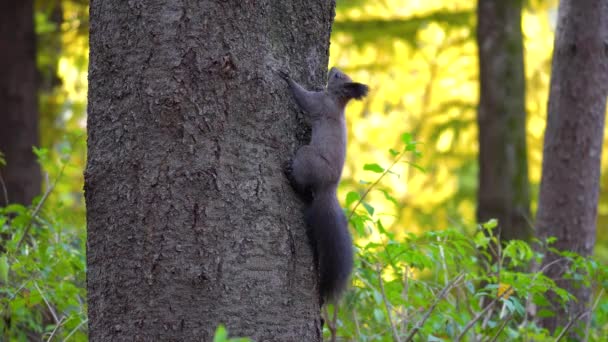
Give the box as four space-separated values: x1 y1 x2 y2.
535 0 608 335
0 0 40 206
476 0 531 243
86 1 335 340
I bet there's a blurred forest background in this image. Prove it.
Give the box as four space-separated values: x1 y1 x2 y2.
2 0 608 340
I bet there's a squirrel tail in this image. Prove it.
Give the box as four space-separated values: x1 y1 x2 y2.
305 191 353 303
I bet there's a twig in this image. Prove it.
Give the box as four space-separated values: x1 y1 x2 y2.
520 257 567 329
437 236 449 286
331 304 339 342
46 316 66 342
401 266 410 334
0 173 8 206
487 312 513 342
34 282 59 324
348 148 406 220
323 305 338 342
456 286 513 342
63 318 88 342
555 311 588 342
352 309 362 340
377 264 402 342
584 288 604 341
17 162 67 249
404 273 465 342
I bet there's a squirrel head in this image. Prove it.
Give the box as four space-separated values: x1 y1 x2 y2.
327 67 369 103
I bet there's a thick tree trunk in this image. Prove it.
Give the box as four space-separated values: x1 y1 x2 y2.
535 0 608 335
86 1 335 340
0 0 40 206
476 0 531 243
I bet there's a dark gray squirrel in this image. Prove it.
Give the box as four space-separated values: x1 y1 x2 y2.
279 67 369 302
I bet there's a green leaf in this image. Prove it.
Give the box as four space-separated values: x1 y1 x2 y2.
214 325 228 342
379 189 399 207
32 146 49 162
373 308 384 321
537 309 555 318
362 201 375 216
346 191 361 207
351 215 366 237
376 220 395 240
482 219 498 230
3 204 28 215
400 132 412 144
388 148 399 157
0 255 8 284
363 163 385 173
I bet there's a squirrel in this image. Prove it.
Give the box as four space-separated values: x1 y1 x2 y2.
279 67 369 302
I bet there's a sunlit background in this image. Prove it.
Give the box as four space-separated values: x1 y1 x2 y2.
36 0 607 266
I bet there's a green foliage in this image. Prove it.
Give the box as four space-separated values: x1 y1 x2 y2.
213 324 251 342
0 147 86 341
325 136 608 341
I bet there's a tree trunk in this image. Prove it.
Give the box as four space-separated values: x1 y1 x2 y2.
535 0 608 335
476 0 531 243
0 0 40 206
86 1 335 340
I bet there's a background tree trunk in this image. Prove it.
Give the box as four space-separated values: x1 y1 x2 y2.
476 0 531 243
0 0 40 206
86 1 335 340
535 0 608 335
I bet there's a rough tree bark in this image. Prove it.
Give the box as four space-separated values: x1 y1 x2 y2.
86 1 335 340
535 0 608 335
0 0 40 206
476 0 531 243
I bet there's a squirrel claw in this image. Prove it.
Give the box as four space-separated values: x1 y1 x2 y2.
277 70 290 81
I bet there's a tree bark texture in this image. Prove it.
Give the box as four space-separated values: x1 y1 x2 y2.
535 0 608 335
476 0 531 243
86 1 335 341
0 0 40 206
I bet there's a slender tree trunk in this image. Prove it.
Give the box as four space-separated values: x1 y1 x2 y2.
0 0 40 206
535 0 608 335
86 1 335 340
476 0 531 243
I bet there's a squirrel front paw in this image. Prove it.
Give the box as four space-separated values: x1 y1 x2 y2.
284 159 313 203
277 70 290 81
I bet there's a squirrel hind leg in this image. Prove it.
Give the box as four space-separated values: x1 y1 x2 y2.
284 158 313 202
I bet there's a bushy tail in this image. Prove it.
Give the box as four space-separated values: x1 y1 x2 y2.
305 191 353 302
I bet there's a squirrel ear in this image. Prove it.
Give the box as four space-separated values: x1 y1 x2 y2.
343 82 369 100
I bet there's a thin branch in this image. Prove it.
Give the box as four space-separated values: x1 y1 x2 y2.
63 318 88 342
352 309 362 340
377 264 402 342
555 311 588 342
456 286 513 342
331 303 339 342
323 305 338 342
584 288 604 341
0 173 8 206
401 266 410 334
404 273 465 342
46 316 66 342
487 312 513 342
34 282 59 324
348 148 406 221
520 257 568 329
17 162 67 249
